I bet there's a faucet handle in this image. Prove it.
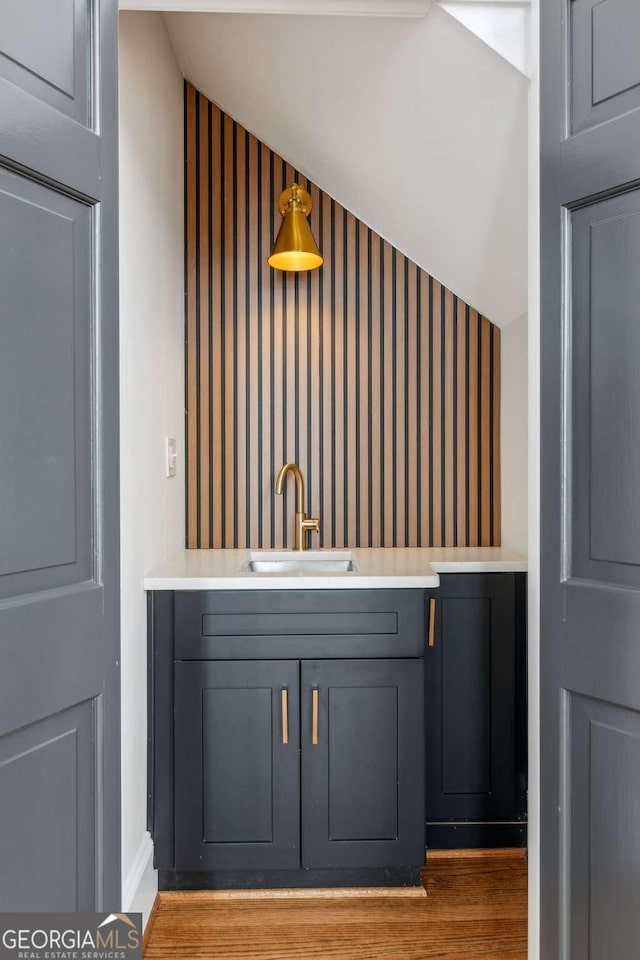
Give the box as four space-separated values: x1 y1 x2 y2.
301 516 320 537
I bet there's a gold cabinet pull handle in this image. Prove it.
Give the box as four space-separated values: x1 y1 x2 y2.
281 688 289 745
312 688 319 745
428 597 436 647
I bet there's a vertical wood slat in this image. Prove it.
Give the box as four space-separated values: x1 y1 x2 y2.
186 84 198 549
346 212 357 548
492 325 502 546
271 153 284 548
407 260 418 548
333 203 345 548
198 93 210 549
308 181 321 529
235 126 247 549
395 250 406 548
284 160 297 546
211 103 223 549
321 189 333 549
298 179 311 533
223 113 235 548
383 241 394 547
369 232 381 548
358 220 370 548
297 261 309 539
419 270 430 548
468 308 479 547
431 280 442 547
259 141 272 549
248 133 260 549
456 298 467 546
184 82 502 550
480 315 492 545
444 288 455 547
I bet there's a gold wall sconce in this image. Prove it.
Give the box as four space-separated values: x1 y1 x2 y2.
268 183 323 272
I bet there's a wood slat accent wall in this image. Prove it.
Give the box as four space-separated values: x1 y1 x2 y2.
185 82 501 549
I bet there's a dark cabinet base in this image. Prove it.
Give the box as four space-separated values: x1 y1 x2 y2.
150 589 428 887
159 866 424 891
149 577 527 890
426 821 527 850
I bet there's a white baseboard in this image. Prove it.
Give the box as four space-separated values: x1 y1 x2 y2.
122 832 157 929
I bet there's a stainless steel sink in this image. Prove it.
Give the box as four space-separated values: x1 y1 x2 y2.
242 550 357 574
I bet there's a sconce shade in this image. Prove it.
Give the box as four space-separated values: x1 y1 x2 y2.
268 184 323 272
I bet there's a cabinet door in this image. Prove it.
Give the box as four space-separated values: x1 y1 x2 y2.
425 574 516 822
301 659 424 869
174 660 300 871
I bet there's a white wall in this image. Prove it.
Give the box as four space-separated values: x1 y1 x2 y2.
500 312 528 555
438 1 530 76
164 6 528 329
119 10 185 921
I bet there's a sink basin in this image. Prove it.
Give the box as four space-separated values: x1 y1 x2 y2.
243 550 357 574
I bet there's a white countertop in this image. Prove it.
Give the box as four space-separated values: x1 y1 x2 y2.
417 547 528 573
144 547 527 591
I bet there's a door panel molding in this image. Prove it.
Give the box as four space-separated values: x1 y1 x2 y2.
0 167 96 599
0 81 102 200
563 186 640 590
0 0 95 128
568 0 640 136
561 692 640 958
0 585 103 738
0 699 99 910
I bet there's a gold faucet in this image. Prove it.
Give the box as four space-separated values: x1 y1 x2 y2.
275 462 320 550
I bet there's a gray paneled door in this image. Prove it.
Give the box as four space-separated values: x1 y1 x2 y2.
541 0 640 956
0 1 120 909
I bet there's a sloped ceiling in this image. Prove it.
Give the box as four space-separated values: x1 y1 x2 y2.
164 4 527 327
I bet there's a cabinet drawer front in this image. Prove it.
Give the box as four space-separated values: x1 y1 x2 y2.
174 660 300 871
175 590 427 659
202 610 397 637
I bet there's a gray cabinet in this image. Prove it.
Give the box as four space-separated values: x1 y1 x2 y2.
173 657 424 876
148 578 526 886
424 574 527 848
149 589 427 889
301 659 424 869
174 660 300 871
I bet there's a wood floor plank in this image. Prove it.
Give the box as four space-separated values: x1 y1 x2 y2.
145 856 527 959
159 887 426 901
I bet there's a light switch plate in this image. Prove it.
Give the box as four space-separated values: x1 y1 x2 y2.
165 437 177 478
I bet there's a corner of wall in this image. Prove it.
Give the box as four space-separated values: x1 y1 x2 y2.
500 311 528 555
118 8 184 912
527 0 540 955
122 832 157 928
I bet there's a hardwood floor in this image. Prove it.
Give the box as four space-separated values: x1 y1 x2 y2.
144 852 527 959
